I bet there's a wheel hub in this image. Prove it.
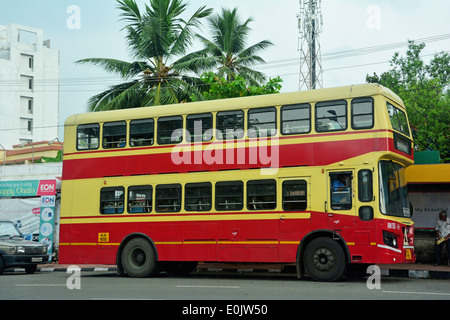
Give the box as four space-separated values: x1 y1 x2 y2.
131 249 146 267
313 248 334 271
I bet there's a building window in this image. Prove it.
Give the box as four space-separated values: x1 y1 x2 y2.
20 54 34 71
20 97 33 115
20 118 33 134
21 75 33 92
28 99 33 114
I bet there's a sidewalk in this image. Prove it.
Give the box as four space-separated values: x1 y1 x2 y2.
33 262 450 279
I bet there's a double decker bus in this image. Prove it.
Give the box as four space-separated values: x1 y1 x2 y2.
59 83 415 281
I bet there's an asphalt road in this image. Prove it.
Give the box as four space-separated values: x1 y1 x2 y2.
1 269 450 303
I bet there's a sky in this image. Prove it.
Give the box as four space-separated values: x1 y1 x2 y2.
1 0 449 141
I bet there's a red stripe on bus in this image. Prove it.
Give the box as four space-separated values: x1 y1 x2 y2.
62 137 411 180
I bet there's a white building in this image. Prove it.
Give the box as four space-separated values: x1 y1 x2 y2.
0 24 60 149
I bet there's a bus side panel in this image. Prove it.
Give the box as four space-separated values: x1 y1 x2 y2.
59 223 99 264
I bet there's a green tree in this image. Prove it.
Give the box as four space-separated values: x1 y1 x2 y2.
191 72 282 101
366 41 450 162
185 7 274 87
76 0 212 111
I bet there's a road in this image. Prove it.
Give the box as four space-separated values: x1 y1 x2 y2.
1 269 449 303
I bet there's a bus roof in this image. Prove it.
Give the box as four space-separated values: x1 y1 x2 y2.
65 83 404 126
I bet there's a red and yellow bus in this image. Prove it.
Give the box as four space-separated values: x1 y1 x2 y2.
59 83 415 281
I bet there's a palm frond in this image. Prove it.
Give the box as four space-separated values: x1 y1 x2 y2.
76 58 149 79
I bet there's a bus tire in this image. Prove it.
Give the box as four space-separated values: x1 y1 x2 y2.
121 237 158 278
304 237 346 282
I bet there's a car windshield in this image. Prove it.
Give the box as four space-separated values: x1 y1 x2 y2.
379 161 411 217
0 221 22 238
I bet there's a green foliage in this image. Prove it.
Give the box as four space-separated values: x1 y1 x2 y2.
191 72 283 101
76 0 212 111
36 150 62 163
176 7 274 86
366 41 450 162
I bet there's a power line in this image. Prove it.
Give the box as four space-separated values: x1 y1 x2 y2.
0 33 448 87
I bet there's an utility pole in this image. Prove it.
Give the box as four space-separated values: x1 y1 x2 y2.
298 0 323 90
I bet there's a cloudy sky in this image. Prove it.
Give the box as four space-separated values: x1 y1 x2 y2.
1 0 449 140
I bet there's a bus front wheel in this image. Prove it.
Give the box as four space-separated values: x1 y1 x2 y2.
121 238 159 278
304 237 346 282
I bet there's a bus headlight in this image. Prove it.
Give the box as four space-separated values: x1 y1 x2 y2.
383 231 398 248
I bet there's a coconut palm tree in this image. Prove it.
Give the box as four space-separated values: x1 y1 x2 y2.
184 7 274 87
76 0 212 111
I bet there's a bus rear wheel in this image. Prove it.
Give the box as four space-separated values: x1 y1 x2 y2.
304 237 346 282
121 238 159 278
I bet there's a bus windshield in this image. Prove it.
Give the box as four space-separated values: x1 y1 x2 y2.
379 160 411 218
387 102 410 137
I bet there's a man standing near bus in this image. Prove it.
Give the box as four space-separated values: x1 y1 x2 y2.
434 211 450 266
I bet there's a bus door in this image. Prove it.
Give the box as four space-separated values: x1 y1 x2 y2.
326 170 356 231
279 177 310 243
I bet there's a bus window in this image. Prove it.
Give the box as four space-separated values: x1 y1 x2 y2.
155 184 181 212
387 102 410 137
103 121 127 149
281 104 311 135
316 100 347 132
187 113 213 142
358 170 373 202
215 181 243 211
352 98 374 129
330 172 352 210
100 187 125 214
157 116 183 145
155 184 182 212
247 180 276 210
283 180 307 211
185 182 212 212
77 124 100 150
248 107 277 138
379 161 410 217
128 186 152 213
217 110 244 140
130 119 154 147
